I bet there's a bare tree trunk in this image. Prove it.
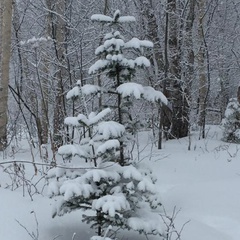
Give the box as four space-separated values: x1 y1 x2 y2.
0 0 13 150
220 71 230 119
237 84 240 104
197 0 207 138
166 0 189 139
142 0 164 86
216 3 230 119
140 0 167 148
184 0 195 107
46 0 67 152
159 6 170 149
40 5 53 145
184 0 196 149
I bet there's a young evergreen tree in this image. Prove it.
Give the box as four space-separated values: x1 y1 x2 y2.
221 98 240 143
48 10 167 238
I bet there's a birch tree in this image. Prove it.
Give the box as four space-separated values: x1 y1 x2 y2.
182 0 196 146
197 0 208 138
0 0 13 151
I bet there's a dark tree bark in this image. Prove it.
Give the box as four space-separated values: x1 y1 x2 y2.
237 85 240 104
165 0 189 139
197 0 208 138
46 0 67 152
0 0 13 150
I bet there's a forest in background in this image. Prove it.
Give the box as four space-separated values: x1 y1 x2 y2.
0 0 240 152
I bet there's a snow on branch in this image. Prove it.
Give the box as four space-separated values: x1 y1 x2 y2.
91 14 113 22
125 37 153 49
64 116 80 127
82 84 101 95
121 165 142 181
66 86 80 99
95 38 125 56
92 194 130 217
48 181 60 197
104 31 123 40
77 113 89 126
96 139 120 156
143 86 168 105
117 83 168 105
97 121 125 139
83 169 120 182
58 144 89 159
67 84 101 99
74 108 111 127
91 10 135 24
117 83 144 99
137 178 156 193
118 16 136 23
113 10 136 23
89 108 111 125
91 236 112 240
89 59 109 74
60 181 94 200
20 36 51 46
135 56 151 67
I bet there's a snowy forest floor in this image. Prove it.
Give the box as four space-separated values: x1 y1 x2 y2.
0 125 240 240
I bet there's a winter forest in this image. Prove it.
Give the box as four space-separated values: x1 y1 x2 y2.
0 0 240 240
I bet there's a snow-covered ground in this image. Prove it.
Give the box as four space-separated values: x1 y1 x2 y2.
1 125 240 240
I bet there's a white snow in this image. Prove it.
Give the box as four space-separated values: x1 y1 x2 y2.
117 82 144 99
81 84 101 95
111 54 124 62
95 45 105 55
103 38 125 52
125 37 153 49
92 194 130 217
66 86 80 99
64 116 80 127
88 108 111 125
127 215 163 235
89 59 109 74
95 38 125 55
58 144 88 158
104 31 123 40
20 36 51 45
121 58 135 68
96 139 120 156
91 11 135 24
48 181 60 197
134 56 151 67
121 165 142 181
1 126 240 240
91 14 112 22
83 169 120 183
117 83 168 105
143 86 168 105
60 181 94 200
113 10 120 20
118 16 136 23
66 84 100 99
97 121 125 139
91 236 112 240
137 178 156 193
76 108 111 127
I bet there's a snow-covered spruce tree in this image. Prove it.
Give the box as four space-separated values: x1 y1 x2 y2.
89 10 167 165
221 98 240 143
48 10 167 238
